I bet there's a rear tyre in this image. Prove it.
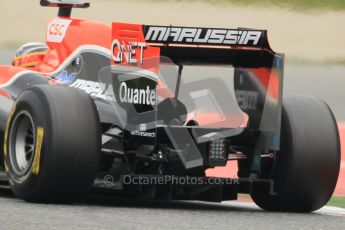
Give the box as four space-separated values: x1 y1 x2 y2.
251 95 340 212
0 131 3 168
4 85 101 203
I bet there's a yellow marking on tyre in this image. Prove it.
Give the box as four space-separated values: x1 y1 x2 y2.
3 105 16 157
32 127 44 176
4 162 8 173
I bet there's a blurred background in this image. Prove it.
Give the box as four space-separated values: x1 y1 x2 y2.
0 0 344 198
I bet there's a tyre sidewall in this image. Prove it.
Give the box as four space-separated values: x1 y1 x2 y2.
5 89 53 200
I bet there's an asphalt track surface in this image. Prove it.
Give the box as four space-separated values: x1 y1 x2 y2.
0 188 344 230
1 51 345 229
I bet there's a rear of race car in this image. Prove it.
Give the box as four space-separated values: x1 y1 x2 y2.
108 22 283 171
0 1 340 213
97 23 282 197
97 22 339 212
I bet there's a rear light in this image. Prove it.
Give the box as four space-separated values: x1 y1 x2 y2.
208 138 228 167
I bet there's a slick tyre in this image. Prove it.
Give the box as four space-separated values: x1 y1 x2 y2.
251 95 340 212
4 85 101 203
0 131 3 167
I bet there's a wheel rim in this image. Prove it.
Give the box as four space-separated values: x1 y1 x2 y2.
9 111 36 176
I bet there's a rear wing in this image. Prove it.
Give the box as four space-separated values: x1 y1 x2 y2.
40 0 90 17
112 23 281 68
143 26 271 49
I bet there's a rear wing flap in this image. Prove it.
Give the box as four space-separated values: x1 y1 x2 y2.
112 23 280 68
143 25 272 50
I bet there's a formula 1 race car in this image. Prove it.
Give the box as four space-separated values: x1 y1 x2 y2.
0 0 340 212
